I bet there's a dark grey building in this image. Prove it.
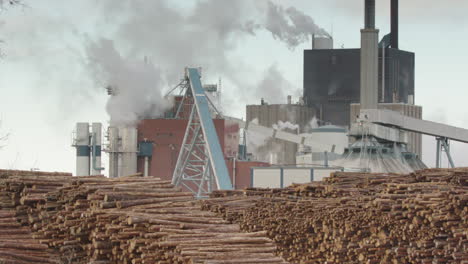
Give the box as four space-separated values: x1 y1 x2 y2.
303 0 414 127
303 47 415 127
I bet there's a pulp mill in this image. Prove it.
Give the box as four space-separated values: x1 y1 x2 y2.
1 1 467 263
72 0 468 195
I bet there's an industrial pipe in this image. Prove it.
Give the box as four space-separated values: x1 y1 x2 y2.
144 157 149 177
232 157 236 188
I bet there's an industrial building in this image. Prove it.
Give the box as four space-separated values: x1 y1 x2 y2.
98 81 269 195
135 117 266 189
70 0 468 194
350 103 422 157
4 1 468 264
246 97 316 165
303 0 415 127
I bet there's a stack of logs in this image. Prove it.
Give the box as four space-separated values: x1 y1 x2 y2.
0 171 71 264
201 168 468 264
1 168 466 264
0 171 286 264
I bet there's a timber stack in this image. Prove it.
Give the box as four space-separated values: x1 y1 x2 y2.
0 170 286 264
0 170 70 264
201 168 468 264
1 168 466 263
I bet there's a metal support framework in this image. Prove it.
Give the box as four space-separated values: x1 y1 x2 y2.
359 109 467 168
172 68 233 198
436 137 455 168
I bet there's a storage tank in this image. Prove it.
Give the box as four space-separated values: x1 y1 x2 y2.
119 126 138 176
75 123 90 176
91 123 103 175
108 126 119 178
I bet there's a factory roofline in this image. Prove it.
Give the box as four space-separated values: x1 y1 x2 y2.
304 47 413 54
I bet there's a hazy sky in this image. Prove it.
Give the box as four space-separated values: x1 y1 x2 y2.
0 0 467 174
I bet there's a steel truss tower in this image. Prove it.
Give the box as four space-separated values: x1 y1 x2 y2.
171 68 233 198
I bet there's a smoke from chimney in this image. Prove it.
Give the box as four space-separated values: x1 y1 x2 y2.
86 38 172 126
83 0 328 124
256 1 331 48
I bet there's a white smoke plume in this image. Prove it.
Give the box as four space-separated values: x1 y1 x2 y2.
273 120 299 131
86 38 172 126
304 116 319 132
255 64 294 104
245 121 271 162
246 130 283 164
246 119 301 164
260 1 330 49
82 0 328 124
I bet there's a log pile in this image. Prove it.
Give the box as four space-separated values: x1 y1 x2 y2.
2 167 466 264
0 169 71 179
0 172 286 264
0 209 59 264
0 171 70 264
202 168 468 264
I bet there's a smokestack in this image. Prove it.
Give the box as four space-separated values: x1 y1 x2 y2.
364 0 375 29
360 0 379 110
391 0 399 49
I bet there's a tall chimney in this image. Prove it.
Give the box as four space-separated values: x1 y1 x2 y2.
364 0 375 29
391 0 399 49
360 0 379 110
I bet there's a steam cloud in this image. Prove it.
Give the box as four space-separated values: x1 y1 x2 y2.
273 121 300 131
304 116 319 132
255 65 295 104
262 1 331 48
83 0 329 124
86 39 171 126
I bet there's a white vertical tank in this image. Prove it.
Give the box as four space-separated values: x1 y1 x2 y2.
75 123 90 176
91 123 103 175
108 126 120 178
119 126 138 176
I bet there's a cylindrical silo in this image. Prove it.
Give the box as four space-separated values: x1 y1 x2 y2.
108 126 120 178
91 122 103 175
119 126 138 176
75 123 90 176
